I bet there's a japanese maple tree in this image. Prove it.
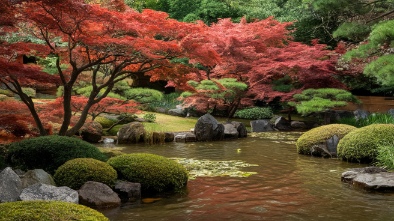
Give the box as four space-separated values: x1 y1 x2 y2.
1 0 205 136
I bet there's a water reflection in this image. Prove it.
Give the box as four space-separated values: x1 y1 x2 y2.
99 132 394 221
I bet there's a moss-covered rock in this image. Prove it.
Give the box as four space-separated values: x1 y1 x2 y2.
296 124 356 155
6 135 107 174
107 153 188 194
337 124 394 163
94 116 116 128
0 201 108 221
54 158 117 190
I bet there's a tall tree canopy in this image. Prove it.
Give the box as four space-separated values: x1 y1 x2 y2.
0 0 217 136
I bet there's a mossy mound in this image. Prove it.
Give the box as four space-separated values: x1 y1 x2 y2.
337 124 394 163
54 158 117 190
296 124 356 155
0 201 108 221
107 153 188 194
6 135 107 174
94 116 116 128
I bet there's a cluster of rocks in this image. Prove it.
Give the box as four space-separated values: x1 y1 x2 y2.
174 114 248 142
341 167 394 192
0 167 141 208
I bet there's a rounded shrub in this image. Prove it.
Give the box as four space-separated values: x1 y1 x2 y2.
6 135 107 174
107 153 188 194
337 124 394 163
0 201 108 221
123 88 163 104
296 124 356 155
54 158 117 190
234 107 273 120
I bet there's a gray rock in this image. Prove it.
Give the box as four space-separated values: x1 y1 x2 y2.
20 183 78 203
194 114 224 141
273 116 291 131
341 167 387 183
20 169 55 189
78 181 121 208
290 121 306 129
114 180 141 203
117 122 145 144
326 135 339 157
353 172 394 191
174 132 196 142
250 120 273 132
168 108 186 117
231 121 248 138
354 109 369 121
310 135 341 158
223 123 239 139
80 121 103 143
0 167 23 203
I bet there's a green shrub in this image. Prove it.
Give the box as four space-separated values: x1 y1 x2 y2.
143 113 156 122
54 158 117 190
337 124 394 163
0 201 108 221
375 142 394 170
0 144 7 170
123 88 163 104
6 135 107 174
296 124 356 155
148 92 181 110
107 153 188 194
94 116 116 128
234 107 273 120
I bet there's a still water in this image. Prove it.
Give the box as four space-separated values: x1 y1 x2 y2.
99 132 394 221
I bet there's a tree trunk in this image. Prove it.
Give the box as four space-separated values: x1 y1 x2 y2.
58 85 73 136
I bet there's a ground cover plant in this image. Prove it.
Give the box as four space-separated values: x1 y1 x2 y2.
0 201 109 221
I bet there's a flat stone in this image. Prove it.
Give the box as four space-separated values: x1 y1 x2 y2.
353 172 394 191
20 183 78 203
78 181 121 208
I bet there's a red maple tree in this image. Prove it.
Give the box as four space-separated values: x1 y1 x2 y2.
1 0 203 136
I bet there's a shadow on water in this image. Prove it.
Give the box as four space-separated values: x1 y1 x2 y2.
98 132 394 221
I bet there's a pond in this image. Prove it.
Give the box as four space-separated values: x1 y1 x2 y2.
98 132 394 221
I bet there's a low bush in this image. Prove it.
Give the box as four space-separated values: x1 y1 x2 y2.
296 124 356 155
0 201 109 221
107 153 188 195
337 124 394 163
6 135 107 174
123 88 163 104
234 107 273 120
143 113 156 122
54 158 117 190
375 142 394 170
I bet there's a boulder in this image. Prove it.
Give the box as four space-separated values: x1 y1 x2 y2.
0 167 22 203
164 132 175 142
114 180 141 203
78 181 121 208
223 123 239 139
80 121 103 143
231 121 247 138
272 116 291 131
20 169 55 189
250 119 273 132
117 122 145 144
290 121 306 129
341 167 394 192
174 132 196 142
168 108 186 117
20 183 78 203
194 114 224 141
354 109 369 121
310 135 340 158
